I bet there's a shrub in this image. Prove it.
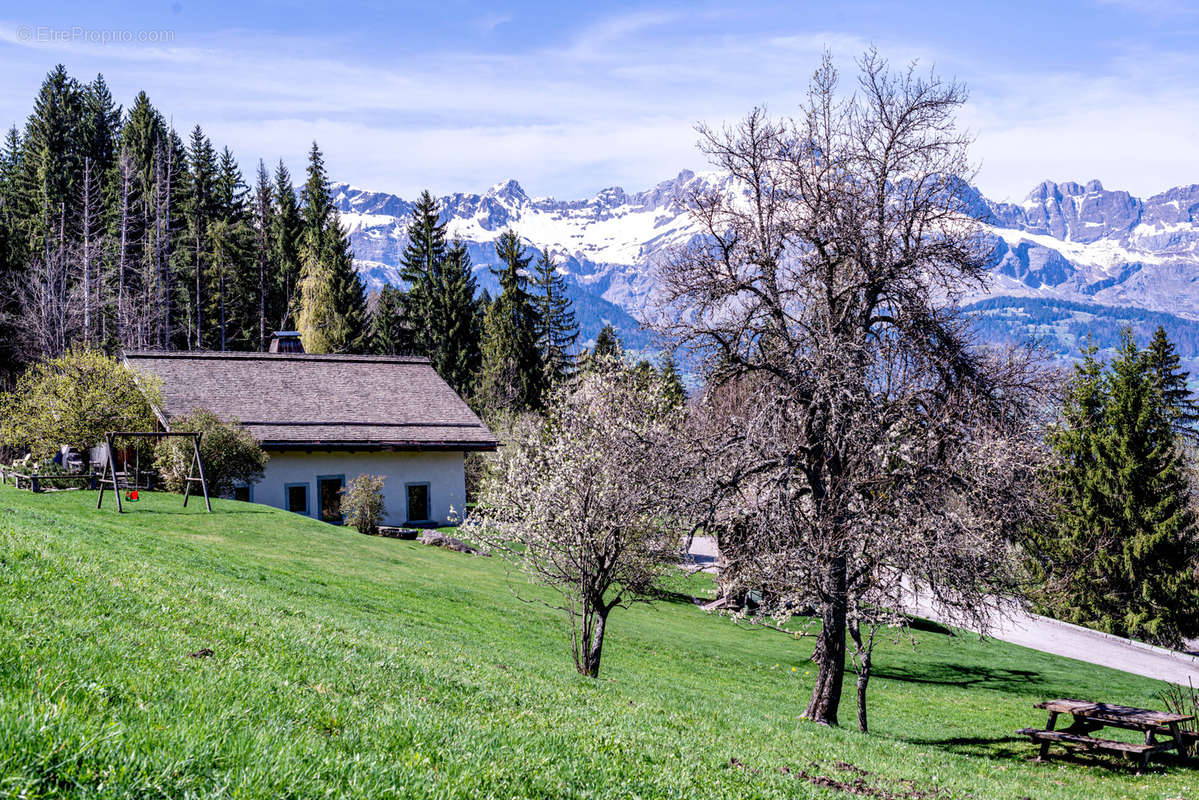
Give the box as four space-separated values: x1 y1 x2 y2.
153 409 267 497
0 348 161 458
341 474 386 535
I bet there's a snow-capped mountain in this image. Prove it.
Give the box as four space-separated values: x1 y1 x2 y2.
332 173 1199 366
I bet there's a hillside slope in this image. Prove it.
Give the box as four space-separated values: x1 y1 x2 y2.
0 485 1194 799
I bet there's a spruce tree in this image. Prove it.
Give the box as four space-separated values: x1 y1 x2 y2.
18 65 83 254
398 190 448 356
210 147 254 350
121 92 166 281
0 127 22 382
1036 332 1199 647
269 160 302 329
1102 332 1199 645
585 323 623 371
252 160 274 349
183 126 217 348
368 284 407 355
427 240 481 395
78 74 120 219
531 247 578 388
476 230 541 411
326 213 367 353
658 353 687 408
156 126 191 350
1144 325 1199 444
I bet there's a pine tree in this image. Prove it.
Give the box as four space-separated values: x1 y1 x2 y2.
295 143 364 353
658 353 687 407
300 141 331 240
586 323 623 370
161 127 190 350
427 240 481 395
1035 332 1199 647
296 245 338 355
77 76 121 344
398 190 447 356
121 94 167 325
531 247 578 388
269 160 301 329
326 213 367 353
1144 325 1199 444
0 127 22 382
252 160 274 350
18 65 83 255
183 126 217 348
367 284 407 355
209 147 254 350
78 75 120 237
476 230 541 411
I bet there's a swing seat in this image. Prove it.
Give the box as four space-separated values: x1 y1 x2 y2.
125 489 139 502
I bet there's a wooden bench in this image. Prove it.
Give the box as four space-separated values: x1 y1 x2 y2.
1018 699 1194 773
1018 728 1160 767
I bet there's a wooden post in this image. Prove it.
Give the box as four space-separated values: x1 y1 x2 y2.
111 435 123 513
1167 722 1187 759
97 434 123 512
182 449 192 507
1038 711 1059 762
194 433 211 512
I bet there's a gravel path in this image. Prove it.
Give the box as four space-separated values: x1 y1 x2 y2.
686 537 1199 686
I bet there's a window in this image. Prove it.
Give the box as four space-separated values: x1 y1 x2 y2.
233 484 251 503
317 475 345 524
406 483 430 523
286 483 309 515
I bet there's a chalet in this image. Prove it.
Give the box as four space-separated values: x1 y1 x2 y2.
124 335 497 527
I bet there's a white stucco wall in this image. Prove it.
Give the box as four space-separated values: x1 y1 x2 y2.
248 450 466 526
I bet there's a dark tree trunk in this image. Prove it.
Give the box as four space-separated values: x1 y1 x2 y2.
804 555 847 726
578 606 609 678
584 609 607 677
848 619 872 733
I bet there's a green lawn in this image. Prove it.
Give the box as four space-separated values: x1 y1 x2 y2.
0 484 1196 799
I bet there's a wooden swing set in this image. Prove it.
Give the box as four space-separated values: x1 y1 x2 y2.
96 431 211 513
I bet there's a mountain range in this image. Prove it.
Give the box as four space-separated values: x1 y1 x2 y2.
331 172 1199 370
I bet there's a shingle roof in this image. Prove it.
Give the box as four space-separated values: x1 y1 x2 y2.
123 351 498 451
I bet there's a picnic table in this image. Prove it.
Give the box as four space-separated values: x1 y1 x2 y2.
1018 699 1196 773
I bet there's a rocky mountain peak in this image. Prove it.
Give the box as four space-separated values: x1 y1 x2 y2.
486 179 529 205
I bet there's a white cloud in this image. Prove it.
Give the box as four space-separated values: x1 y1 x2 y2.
964 47 1199 200
1 12 1196 202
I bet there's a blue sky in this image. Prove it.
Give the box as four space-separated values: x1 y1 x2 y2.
1 0 1197 202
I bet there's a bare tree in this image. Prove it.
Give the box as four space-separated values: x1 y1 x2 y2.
655 50 1050 728
465 363 695 677
6 246 84 361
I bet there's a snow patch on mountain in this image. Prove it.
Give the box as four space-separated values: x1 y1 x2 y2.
332 172 1199 361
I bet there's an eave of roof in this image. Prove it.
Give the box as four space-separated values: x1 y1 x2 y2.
260 440 499 452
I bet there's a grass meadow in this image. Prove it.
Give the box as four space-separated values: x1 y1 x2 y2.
0 483 1196 798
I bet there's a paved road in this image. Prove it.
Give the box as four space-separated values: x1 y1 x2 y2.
686 537 1199 686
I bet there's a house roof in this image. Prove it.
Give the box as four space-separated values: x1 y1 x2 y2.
123 351 498 451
